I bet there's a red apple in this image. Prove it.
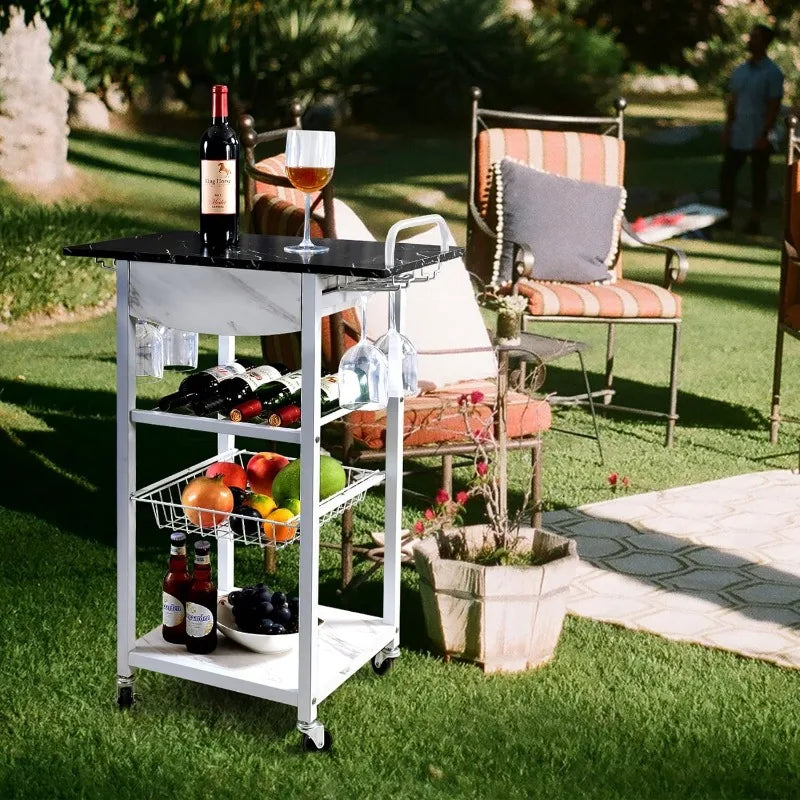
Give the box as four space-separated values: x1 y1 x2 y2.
246 451 290 497
205 461 247 491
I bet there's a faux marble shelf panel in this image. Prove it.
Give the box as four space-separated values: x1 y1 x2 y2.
63 230 463 278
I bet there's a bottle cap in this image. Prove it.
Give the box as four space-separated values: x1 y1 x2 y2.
268 404 301 427
170 532 187 545
230 397 262 422
211 85 228 118
194 540 211 555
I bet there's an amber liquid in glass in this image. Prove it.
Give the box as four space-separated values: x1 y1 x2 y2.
286 166 333 192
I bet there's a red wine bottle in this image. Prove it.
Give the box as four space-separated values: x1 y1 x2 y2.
228 370 304 422
229 372 340 423
157 361 252 411
192 363 290 416
266 377 340 426
200 84 239 251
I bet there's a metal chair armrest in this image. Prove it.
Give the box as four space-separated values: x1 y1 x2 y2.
621 217 689 289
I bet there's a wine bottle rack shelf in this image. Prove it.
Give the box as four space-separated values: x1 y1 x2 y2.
132 448 385 549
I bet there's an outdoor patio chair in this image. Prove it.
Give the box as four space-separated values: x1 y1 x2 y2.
240 109 552 588
769 113 800 443
467 87 688 447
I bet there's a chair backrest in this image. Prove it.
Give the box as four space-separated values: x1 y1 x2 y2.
778 115 800 327
466 86 627 284
239 105 337 239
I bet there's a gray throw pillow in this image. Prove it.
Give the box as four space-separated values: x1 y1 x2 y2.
490 157 627 287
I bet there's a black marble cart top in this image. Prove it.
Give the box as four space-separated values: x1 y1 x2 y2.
63 231 464 279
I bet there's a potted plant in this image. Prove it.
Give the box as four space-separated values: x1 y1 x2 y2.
493 293 528 346
411 390 578 673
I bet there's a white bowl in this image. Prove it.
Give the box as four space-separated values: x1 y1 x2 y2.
217 595 298 655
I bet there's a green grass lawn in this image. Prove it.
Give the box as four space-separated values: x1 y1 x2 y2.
2 99 800 798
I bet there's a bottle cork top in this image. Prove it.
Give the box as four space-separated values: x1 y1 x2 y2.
194 540 211 555
230 397 262 422
170 532 187 545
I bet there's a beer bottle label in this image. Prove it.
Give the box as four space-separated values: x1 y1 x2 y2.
186 601 214 637
162 592 185 627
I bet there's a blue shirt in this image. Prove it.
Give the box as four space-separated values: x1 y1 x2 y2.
728 57 784 151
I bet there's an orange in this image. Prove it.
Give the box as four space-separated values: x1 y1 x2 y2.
265 507 297 543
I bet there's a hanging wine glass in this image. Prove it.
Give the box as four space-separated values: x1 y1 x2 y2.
283 129 335 255
135 319 164 379
337 295 388 410
160 326 199 371
375 292 418 397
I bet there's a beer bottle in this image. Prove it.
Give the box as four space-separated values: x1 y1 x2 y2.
162 532 193 644
185 539 217 654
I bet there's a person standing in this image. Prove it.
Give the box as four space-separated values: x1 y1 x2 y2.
719 24 784 235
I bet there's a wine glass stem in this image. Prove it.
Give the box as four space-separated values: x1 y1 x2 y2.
359 296 368 343
388 291 397 332
301 192 313 248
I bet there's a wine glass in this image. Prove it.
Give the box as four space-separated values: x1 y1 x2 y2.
338 296 388 410
375 292 418 397
283 129 335 254
135 319 164 379
160 326 199 371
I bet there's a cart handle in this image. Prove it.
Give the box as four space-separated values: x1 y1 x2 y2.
385 214 449 268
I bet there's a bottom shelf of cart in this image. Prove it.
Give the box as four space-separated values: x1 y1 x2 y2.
129 605 395 706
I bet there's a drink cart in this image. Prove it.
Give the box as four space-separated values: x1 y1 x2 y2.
63 215 460 751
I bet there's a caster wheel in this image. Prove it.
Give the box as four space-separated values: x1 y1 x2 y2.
371 655 395 676
301 730 333 753
117 686 135 709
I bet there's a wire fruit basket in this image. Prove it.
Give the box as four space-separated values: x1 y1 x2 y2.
132 448 385 548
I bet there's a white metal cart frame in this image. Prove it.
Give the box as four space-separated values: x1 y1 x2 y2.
84 216 456 751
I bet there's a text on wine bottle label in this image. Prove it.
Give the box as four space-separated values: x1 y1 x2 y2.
201 160 237 214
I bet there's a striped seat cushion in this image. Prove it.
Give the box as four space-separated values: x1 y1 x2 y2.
253 154 322 209
345 379 551 450
515 277 681 319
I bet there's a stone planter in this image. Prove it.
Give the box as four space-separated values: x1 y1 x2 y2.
413 525 578 673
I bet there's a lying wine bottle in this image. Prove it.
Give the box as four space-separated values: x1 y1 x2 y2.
191 363 290 416
157 361 251 411
228 370 304 422
266 377 341 427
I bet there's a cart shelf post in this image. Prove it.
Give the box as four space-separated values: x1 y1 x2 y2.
116 260 138 699
297 272 323 739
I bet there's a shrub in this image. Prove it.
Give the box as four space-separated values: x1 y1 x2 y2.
359 0 623 125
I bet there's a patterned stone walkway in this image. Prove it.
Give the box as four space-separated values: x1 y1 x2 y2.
543 471 800 669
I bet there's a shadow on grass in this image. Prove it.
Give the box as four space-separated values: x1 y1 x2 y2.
70 129 197 169
540 365 767 432
68 149 197 191
0 378 211 550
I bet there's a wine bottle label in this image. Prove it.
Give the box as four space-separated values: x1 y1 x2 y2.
162 592 185 627
321 375 339 402
194 554 210 566
238 365 285 391
206 363 246 380
186 602 214 637
201 159 237 214
271 373 303 395
169 544 186 556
